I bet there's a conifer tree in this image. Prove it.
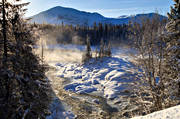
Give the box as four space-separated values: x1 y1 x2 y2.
1 0 7 65
106 41 112 57
99 38 104 58
82 34 92 62
165 0 180 94
86 34 92 58
0 1 52 118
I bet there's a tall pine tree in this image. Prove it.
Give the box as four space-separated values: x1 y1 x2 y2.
0 1 52 118
165 0 180 94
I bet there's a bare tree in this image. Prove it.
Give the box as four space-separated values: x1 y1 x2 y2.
128 15 179 116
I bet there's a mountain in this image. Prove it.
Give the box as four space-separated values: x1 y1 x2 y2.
30 6 167 26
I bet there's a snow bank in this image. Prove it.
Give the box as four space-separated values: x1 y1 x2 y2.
132 105 180 119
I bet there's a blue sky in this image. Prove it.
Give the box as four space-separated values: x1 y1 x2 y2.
23 0 174 17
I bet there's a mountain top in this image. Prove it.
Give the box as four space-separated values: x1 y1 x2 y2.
30 6 167 26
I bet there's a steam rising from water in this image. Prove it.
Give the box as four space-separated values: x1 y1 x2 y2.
38 48 83 64
35 35 84 64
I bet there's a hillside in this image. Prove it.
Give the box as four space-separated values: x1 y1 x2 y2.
30 6 167 26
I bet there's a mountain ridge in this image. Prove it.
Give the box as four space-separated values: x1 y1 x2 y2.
30 6 167 26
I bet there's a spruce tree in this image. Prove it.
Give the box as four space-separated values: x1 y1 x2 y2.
0 1 52 118
165 0 180 94
106 42 112 57
82 35 92 62
99 38 104 58
1 0 7 65
87 35 92 57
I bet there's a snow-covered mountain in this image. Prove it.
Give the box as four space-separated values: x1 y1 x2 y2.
30 6 166 26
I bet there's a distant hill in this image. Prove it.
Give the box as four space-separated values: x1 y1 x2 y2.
30 6 167 26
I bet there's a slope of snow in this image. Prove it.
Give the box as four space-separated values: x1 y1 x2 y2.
131 105 180 119
30 6 167 26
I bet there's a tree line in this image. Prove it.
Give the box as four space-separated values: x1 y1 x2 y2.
34 22 130 46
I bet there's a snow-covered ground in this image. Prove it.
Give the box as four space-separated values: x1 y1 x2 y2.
43 44 138 118
44 44 180 119
46 97 75 119
55 54 136 100
131 105 180 119
47 45 137 100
